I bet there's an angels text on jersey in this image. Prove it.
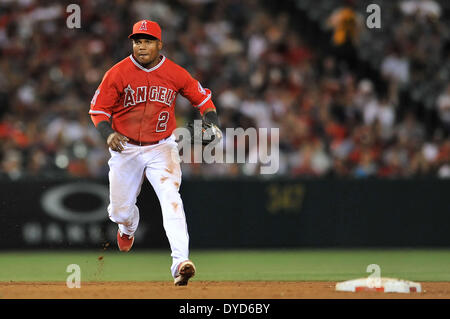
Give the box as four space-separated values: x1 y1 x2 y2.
91 85 177 108
123 85 177 107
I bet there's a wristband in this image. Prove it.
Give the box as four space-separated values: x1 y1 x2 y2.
97 121 115 140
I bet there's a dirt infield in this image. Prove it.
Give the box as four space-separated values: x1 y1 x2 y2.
1 281 449 299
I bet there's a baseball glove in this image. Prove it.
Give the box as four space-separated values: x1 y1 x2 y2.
186 120 223 146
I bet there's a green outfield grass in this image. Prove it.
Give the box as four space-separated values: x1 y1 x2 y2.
0 249 449 282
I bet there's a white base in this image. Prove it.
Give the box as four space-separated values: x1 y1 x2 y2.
335 277 422 293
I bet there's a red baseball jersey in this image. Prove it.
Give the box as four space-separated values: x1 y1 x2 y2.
89 54 216 144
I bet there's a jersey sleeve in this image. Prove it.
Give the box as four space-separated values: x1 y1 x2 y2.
178 69 216 115
89 70 120 127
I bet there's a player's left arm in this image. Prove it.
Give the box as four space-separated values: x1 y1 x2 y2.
179 71 222 143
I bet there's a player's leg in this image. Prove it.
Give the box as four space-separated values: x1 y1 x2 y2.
107 145 145 238
143 136 191 279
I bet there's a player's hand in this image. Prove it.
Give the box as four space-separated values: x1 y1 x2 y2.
107 132 129 152
204 123 223 145
186 121 222 146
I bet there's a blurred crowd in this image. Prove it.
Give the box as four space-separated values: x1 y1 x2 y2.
1 0 450 180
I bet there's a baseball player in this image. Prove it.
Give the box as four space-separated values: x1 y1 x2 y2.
89 20 221 286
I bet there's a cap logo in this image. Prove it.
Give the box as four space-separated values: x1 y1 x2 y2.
139 21 148 31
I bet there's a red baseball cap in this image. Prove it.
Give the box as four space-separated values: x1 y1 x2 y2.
128 20 162 41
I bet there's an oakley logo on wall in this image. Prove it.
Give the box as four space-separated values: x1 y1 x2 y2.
41 183 109 223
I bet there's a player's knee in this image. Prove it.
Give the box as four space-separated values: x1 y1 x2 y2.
161 197 184 217
108 204 135 225
160 191 182 209
159 181 181 196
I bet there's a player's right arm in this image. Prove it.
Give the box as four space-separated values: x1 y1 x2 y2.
89 70 129 152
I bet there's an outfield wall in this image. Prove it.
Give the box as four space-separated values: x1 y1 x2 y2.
1 178 450 249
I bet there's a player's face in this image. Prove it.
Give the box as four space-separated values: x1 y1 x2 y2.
132 37 163 66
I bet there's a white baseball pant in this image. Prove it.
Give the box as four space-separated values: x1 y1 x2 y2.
107 134 189 278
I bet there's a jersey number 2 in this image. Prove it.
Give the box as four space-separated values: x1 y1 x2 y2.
156 111 169 132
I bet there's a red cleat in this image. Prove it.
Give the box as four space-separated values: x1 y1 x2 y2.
174 260 196 286
117 230 134 252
